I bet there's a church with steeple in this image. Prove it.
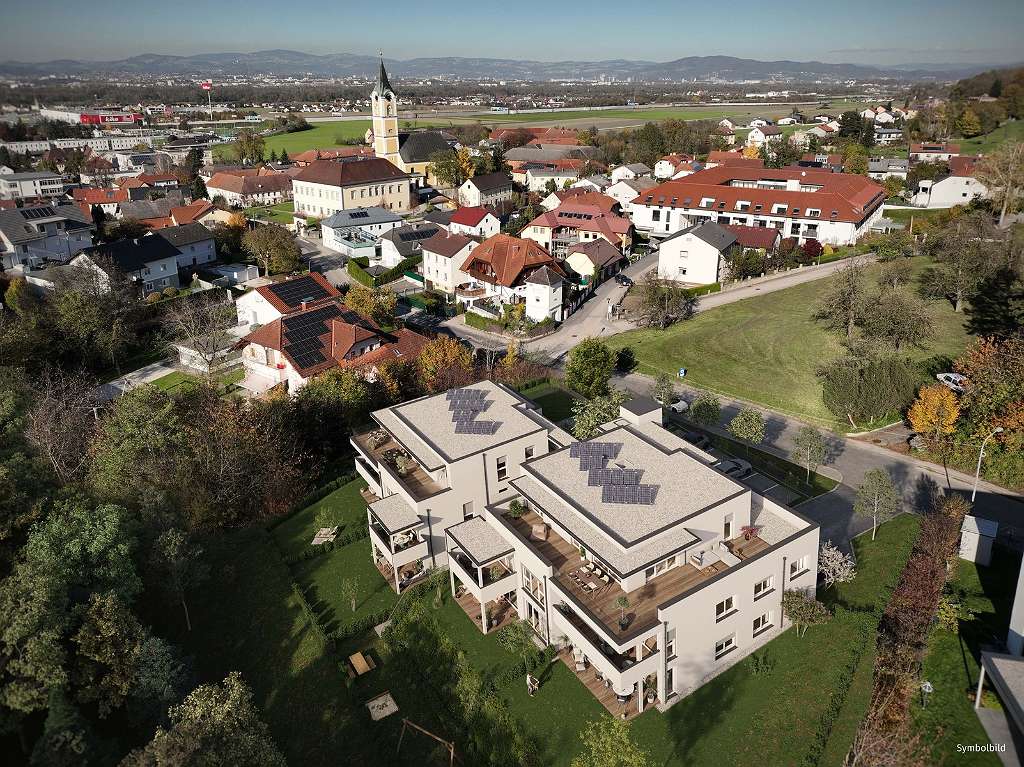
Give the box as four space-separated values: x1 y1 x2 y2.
368 55 454 189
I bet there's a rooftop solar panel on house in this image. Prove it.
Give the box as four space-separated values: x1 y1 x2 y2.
602 483 658 505
20 207 57 220
267 276 330 308
349 210 370 218
397 229 436 243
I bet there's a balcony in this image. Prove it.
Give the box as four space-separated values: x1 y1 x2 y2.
556 648 656 720
455 283 487 299
352 429 446 501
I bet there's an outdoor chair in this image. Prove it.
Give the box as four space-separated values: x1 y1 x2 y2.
599 574 610 584
585 581 600 592
583 562 596 572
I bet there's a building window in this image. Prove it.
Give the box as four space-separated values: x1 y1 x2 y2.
753 612 773 636
525 446 534 460
714 635 736 660
652 210 660 222
463 501 474 519
496 456 508 482
790 557 809 580
753 576 774 599
666 628 676 659
715 596 736 621
723 514 733 540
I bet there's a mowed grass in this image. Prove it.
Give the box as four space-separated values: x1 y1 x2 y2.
608 257 974 427
912 545 1020 765
271 478 369 561
519 382 581 422
243 201 296 224
960 120 1024 156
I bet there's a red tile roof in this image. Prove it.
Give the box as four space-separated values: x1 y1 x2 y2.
460 234 563 288
549 189 619 212
294 158 406 187
450 206 493 227
526 203 633 242
421 230 474 258
207 172 293 196
633 166 885 224
490 127 578 144
949 156 980 177
171 200 215 224
72 187 129 204
291 147 376 164
721 224 782 250
706 151 765 169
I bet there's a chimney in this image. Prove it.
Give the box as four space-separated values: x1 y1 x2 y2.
300 300 309 311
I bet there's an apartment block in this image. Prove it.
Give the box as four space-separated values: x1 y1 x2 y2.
352 382 819 715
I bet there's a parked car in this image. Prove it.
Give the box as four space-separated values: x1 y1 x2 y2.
669 397 689 414
715 459 753 478
936 372 967 393
615 273 633 287
681 431 711 450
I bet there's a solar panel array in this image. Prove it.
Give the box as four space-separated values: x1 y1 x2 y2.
20 207 56 220
587 468 643 487
447 388 501 435
267 276 330 309
349 210 370 219
571 441 657 505
602 484 658 505
280 304 344 370
397 229 436 243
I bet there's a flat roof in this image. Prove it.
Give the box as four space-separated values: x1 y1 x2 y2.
373 380 545 469
446 516 514 566
369 493 420 534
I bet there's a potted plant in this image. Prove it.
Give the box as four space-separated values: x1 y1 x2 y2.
741 525 760 541
489 564 504 583
643 675 657 704
368 429 389 449
615 596 631 630
507 499 526 519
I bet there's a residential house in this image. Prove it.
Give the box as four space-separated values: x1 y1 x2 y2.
776 117 799 126
718 119 736 131
170 200 233 227
606 178 658 216
720 224 781 253
290 147 375 166
541 188 619 212
867 158 909 181
795 154 844 173
522 203 633 257
571 174 613 193
71 187 129 216
748 118 772 128
610 163 652 184
0 171 64 200
746 126 783 149
79 235 181 293
458 172 514 209
321 206 403 257
911 156 988 208
238 300 430 394
206 172 293 207
235 272 342 327
657 221 736 285
524 166 580 193
154 222 216 270
564 239 628 287
715 125 737 146
703 151 764 170
457 234 565 322
351 384 819 712
0 204 95 270
910 143 960 163
631 165 885 245
807 124 838 142
449 206 501 239
421 230 476 294
292 158 412 217
654 155 696 180
379 222 444 268
873 127 905 146
119 195 185 230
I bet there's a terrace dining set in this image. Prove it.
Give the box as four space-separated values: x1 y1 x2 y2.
569 560 612 593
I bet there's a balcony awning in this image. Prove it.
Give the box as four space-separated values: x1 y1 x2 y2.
370 493 421 534
446 516 514 567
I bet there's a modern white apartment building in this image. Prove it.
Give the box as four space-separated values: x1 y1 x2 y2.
631 166 885 246
0 171 65 200
352 383 820 714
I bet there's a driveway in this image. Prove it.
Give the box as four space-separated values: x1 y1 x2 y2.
97 361 178 402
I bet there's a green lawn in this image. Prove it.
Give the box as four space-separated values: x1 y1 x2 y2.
608 257 975 427
150 370 197 392
271 478 369 561
519 382 581 422
960 120 1024 156
243 201 296 224
912 545 1020 765
489 101 873 126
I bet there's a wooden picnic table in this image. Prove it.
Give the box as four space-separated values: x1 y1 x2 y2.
349 652 371 676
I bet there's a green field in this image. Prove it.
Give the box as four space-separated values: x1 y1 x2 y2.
519 381 581 422
271 478 369 561
218 118 448 160
608 257 975 427
960 119 1024 156
243 201 296 224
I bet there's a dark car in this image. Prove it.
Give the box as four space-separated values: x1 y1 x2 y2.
681 431 711 450
615 273 633 287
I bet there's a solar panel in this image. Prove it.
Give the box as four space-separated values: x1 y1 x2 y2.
602 484 657 505
455 420 499 435
451 410 474 422
397 229 436 243
579 454 608 470
349 210 370 219
588 469 614 487
268 276 330 308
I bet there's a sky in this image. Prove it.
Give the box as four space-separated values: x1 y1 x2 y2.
1 0 1022 66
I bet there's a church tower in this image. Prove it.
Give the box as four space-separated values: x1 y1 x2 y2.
371 54 401 166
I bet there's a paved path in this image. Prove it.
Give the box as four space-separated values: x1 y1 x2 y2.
614 370 1024 550
97 361 178 402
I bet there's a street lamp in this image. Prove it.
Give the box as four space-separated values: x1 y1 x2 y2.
972 427 1005 503
920 680 933 708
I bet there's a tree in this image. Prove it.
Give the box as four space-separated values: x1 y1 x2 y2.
873 230 914 262
817 540 857 590
843 146 869 175
190 175 208 201
71 591 146 717
340 578 360 613
571 390 628 440
344 284 397 325
854 468 901 540
241 224 301 275
814 258 869 339
418 336 475 393
122 672 286 767
781 590 830 637
24 369 99 484
907 384 960 442
496 619 539 671
634 273 697 329
877 259 914 291
863 289 934 351
570 715 651 767
839 111 864 138
818 354 918 427
922 211 1001 312
883 175 906 200
151 529 209 632
688 391 721 427
427 149 466 189
954 108 982 137
727 407 765 454
564 338 616 397
279 148 289 164
650 373 675 408
791 425 827 483
976 141 1024 227
161 292 234 379
234 128 265 164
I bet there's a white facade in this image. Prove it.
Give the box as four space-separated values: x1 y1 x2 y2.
606 180 649 215
171 237 216 269
450 212 500 239
422 241 475 294
610 165 650 184
292 177 411 219
657 231 724 285
0 172 64 200
746 128 782 149
457 176 514 208
525 169 578 193
524 272 563 323
235 289 283 327
912 175 988 208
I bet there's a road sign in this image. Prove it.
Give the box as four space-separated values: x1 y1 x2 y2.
678 367 687 378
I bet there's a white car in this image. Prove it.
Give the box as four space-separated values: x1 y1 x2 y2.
715 459 753 478
936 372 967 393
669 397 689 414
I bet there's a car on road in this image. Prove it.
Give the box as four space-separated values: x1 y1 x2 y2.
714 459 753 478
936 372 967 393
614 273 633 287
680 431 711 450
668 397 688 414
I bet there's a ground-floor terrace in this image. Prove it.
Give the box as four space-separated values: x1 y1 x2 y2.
556 648 656 720
453 587 518 635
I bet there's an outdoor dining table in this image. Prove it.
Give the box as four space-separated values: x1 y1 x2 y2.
349 652 371 676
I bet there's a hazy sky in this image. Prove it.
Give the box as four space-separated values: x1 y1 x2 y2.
1 0 1022 66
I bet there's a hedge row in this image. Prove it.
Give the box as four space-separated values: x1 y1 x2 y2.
266 471 360 531
376 254 423 287
283 526 370 566
464 311 503 332
346 258 374 287
329 608 394 643
684 282 721 298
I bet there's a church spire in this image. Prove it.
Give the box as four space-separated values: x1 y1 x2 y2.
375 51 395 98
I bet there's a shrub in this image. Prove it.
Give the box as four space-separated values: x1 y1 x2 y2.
161 286 178 298
145 291 161 303
464 311 501 332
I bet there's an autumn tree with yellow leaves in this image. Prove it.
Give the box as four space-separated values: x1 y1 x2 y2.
908 384 960 442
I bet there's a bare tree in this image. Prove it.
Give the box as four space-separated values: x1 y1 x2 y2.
975 141 1024 227
814 257 869 339
24 369 100 484
162 291 235 379
922 212 1001 312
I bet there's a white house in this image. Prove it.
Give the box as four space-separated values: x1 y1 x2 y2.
350 382 819 710
449 206 500 239
206 172 293 208
911 157 988 209
0 171 65 200
748 118 771 128
421 230 476 294
777 117 799 126
654 155 695 180
378 222 444 268
155 223 217 270
873 127 904 146
78 235 181 294
746 126 783 149
610 163 652 184
321 207 402 257
235 272 342 328
524 167 579 193
630 166 886 246
910 143 960 163
292 158 412 218
657 221 736 285
867 158 909 181
0 204 95 271
571 174 612 192
457 172 514 208
606 178 658 216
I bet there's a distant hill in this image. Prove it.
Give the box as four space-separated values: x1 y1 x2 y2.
0 50 1006 82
